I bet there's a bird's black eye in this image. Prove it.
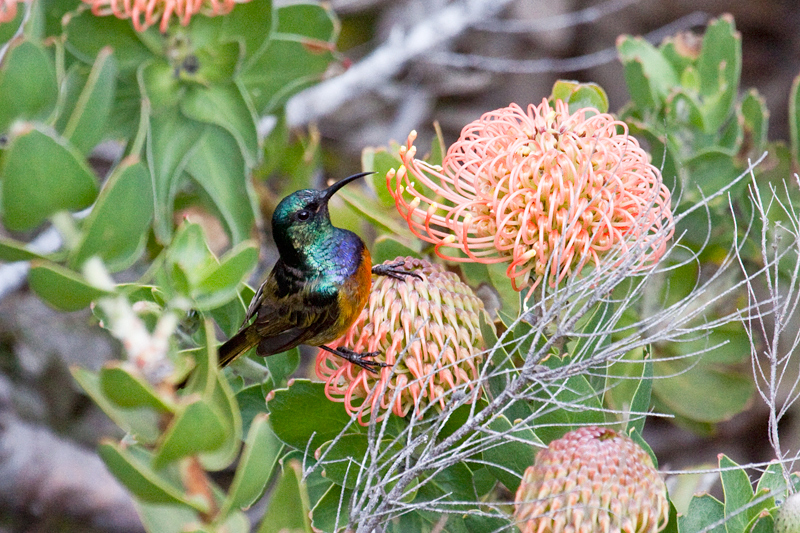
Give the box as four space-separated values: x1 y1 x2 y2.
296 209 311 221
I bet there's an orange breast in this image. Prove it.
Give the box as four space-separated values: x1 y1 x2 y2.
332 245 372 338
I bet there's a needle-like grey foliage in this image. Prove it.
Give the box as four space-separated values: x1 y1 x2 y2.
304 154 770 531
738 171 800 489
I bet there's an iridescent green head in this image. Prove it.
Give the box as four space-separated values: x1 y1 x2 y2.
271 172 370 264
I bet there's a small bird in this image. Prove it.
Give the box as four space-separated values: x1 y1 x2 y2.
218 172 414 371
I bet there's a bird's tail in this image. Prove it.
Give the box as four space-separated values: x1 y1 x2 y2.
218 326 259 367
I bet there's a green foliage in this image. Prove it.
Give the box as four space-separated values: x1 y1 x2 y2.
257 460 313 533
677 458 800 533
0 40 58 131
4 4 800 532
616 15 767 426
550 79 610 113
28 260 112 311
618 14 766 217
0 0 340 313
69 159 154 272
268 380 367 451
2 124 98 231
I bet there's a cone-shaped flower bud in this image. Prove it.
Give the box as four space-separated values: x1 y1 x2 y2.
83 0 247 32
776 492 800 533
388 100 674 294
515 426 669 533
315 257 489 425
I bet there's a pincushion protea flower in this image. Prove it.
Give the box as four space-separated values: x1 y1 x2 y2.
515 426 669 533
315 257 488 425
776 492 800 533
83 0 248 33
388 100 674 294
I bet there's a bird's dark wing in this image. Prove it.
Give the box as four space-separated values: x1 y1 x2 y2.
249 277 342 357
243 280 264 325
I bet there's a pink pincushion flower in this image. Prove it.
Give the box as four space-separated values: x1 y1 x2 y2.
83 0 247 33
388 100 674 294
515 426 669 533
315 257 489 425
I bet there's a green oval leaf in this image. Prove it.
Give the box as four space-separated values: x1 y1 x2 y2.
275 2 335 40
484 415 541 493
71 159 154 272
268 380 365 451
28 261 111 312
220 0 273 60
0 237 50 262
740 89 768 157
239 38 336 114
362 147 402 208
139 60 182 111
99 362 175 413
654 359 754 423
204 320 244 471
0 40 58 133
223 413 282 512
318 434 404 490
98 441 210 511
153 397 227 469
617 35 679 108
719 455 756 533
678 494 725 533
1 124 98 231
146 110 205 243
65 10 156 73
198 375 244 471
264 347 300 387
71 366 161 444
551 80 609 114
194 240 258 310
60 47 118 154
0 7 24 44
181 83 259 166
311 484 354 533
697 15 741 131
184 126 257 244
257 460 312 533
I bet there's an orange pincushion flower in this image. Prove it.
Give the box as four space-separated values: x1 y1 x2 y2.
515 426 669 533
388 100 674 294
83 0 247 33
315 257 488 425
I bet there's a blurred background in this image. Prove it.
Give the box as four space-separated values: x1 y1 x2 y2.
1 0 799 530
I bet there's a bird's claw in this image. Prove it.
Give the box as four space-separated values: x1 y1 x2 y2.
335 346 388 374
372 260 422 281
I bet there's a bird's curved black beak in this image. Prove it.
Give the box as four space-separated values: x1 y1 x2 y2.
321 171 374 202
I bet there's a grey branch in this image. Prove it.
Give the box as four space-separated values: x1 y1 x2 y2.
284 0 515 128
429 11 709 74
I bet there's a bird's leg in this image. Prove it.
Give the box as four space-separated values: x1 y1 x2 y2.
372 260 422 281
320 345 388 374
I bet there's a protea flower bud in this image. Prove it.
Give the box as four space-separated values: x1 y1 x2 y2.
776 492 800 533
83 0 247 32
388 100 674 295
315 257 489 425
515 426 669 533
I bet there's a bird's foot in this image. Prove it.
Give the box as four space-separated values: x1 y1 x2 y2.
372 260 422 281
323 345 388 374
